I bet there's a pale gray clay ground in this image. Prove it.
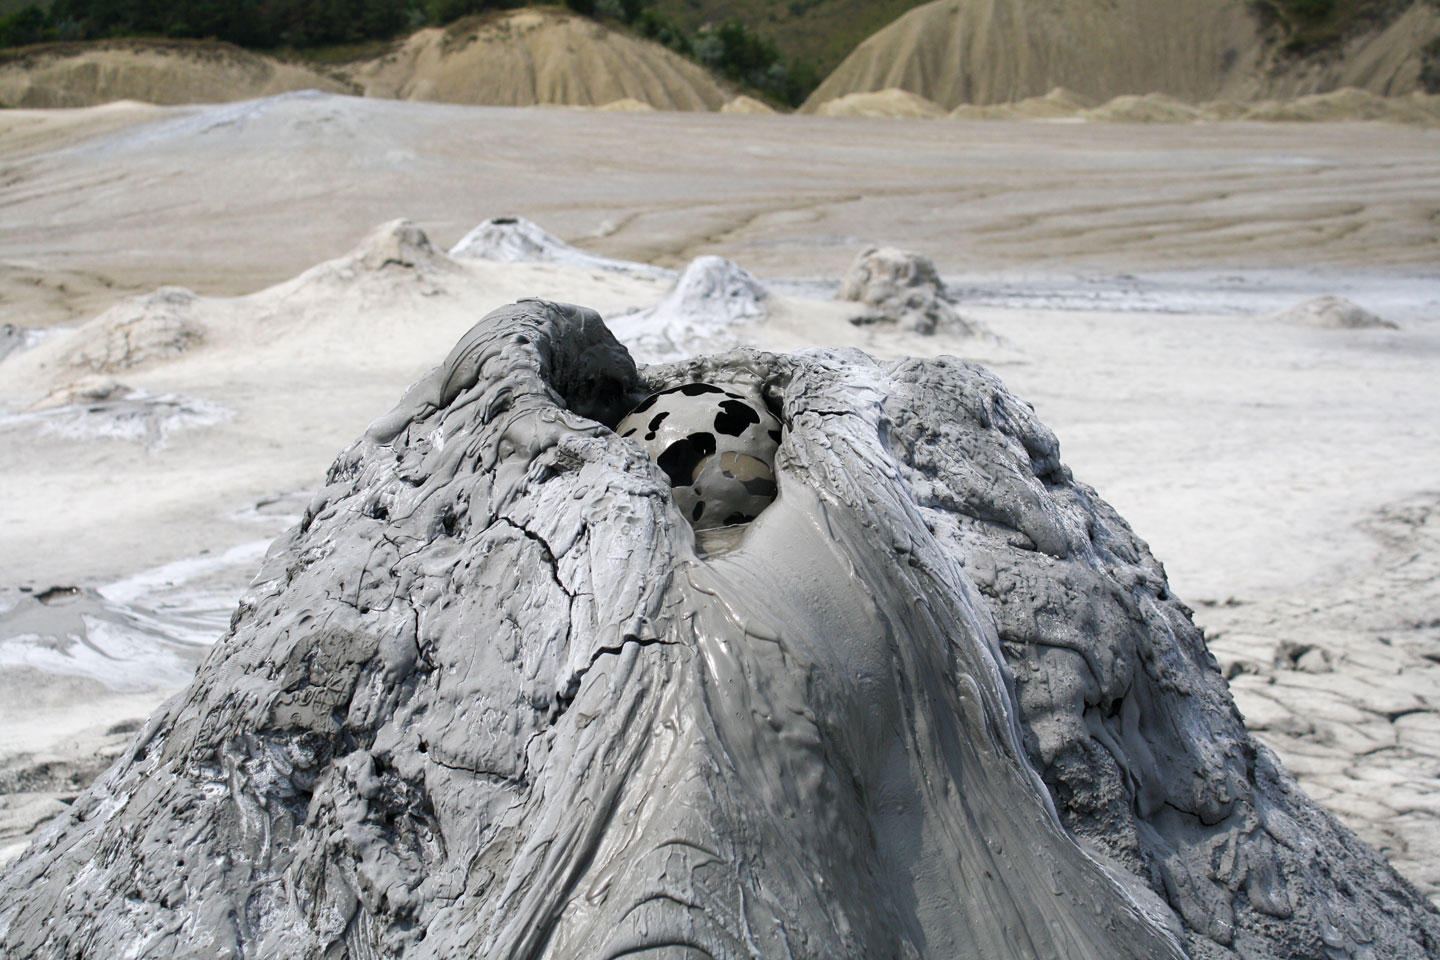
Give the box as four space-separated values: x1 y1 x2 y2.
2 301 1436 957
0 95 1437 938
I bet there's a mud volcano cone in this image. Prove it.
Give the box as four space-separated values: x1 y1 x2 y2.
2 300 1436 958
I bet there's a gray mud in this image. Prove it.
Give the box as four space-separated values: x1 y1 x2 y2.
607 255 769 362
941 268 1440 324
1 301 1435 958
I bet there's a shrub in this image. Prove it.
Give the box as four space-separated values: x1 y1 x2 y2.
0 5 52 46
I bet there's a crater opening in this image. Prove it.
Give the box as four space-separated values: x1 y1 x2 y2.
616 382 782 533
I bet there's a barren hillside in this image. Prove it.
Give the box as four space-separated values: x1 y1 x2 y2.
0 39 347 108
801 0 1440 111
341 8 729 109
0 8 731 110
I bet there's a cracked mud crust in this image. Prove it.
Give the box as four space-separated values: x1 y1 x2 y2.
1 300 1436 958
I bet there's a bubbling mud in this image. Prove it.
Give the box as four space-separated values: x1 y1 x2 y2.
616 382 782 530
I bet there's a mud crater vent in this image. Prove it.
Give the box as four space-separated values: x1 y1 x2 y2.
617 382 781 530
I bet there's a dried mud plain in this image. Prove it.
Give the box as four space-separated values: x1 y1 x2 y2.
1 94 1438 903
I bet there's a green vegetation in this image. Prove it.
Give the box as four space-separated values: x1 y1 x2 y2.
1250 0 1402 53
0 0 423 49
0 0 817 104
687 18 817 104
647 0 930 89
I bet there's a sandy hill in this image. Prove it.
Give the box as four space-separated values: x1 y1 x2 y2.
815 87 946 118
0 8 730 111
937 85 1440 125
948 85 1096 119
0 39 348 108
801 0 1440 111
339 8 728 110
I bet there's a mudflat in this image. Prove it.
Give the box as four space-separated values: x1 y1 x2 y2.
2 96 1437 305
1 95 1438 902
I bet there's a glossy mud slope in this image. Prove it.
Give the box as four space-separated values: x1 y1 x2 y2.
1 301 1435 958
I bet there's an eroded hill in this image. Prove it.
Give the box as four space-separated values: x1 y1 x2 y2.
0 8 731 110
801 0 1440 111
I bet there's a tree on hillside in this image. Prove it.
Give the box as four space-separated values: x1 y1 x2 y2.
0 3 47 44
692 17 812 104
1 0 426 48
